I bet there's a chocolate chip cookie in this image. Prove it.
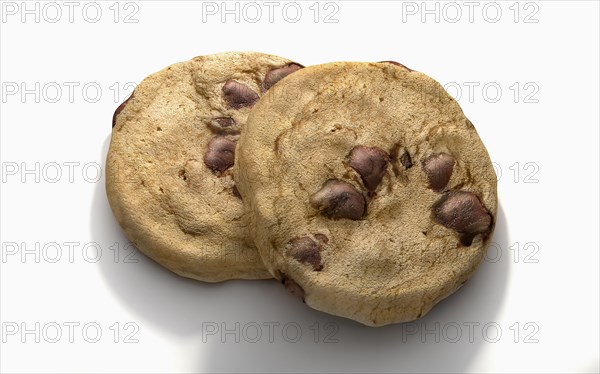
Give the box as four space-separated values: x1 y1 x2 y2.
106 52 302 282
235 61 497 324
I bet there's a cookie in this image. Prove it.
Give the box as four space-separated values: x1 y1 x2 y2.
106 52 303 282
235 61 497 325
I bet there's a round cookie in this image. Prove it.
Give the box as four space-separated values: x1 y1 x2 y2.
106 52 303 282
235 61 497 325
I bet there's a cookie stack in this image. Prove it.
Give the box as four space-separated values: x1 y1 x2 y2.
106 52 497 326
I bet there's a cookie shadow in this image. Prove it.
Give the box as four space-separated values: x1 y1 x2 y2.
95 134 510 372
199 204 510 373
93 135 268 337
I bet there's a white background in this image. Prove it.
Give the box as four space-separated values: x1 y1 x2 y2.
1 0 599 372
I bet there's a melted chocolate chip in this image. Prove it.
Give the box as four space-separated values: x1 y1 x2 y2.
263 63 304 92
203 137 236 173
232 185 241 199
433 191 492 246
378 60 413 72
310 180 366 220
400 151 413 169
423 153 455 191
222 80 259 109
281 276 305 301
347 146 390 193
208 117 240 135
112 93 134 128
286 236 323 271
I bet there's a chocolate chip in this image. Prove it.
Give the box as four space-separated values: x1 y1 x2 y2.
423 153 455 191
347 146 390 192
286 236 323 271
203 137 236 173
112 93 134 128
232 185 241 199
433 191 492 246
263 63 304 92
222 80 259 109
310 180 366 220
390 144 412 176
400 151 413 169
281 275 305 301
378 60 413 72
208 117 240 135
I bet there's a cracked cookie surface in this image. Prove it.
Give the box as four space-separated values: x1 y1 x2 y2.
235 61 497 324
106 52 302 282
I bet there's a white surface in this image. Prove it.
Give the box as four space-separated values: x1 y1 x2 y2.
1 1 598 373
